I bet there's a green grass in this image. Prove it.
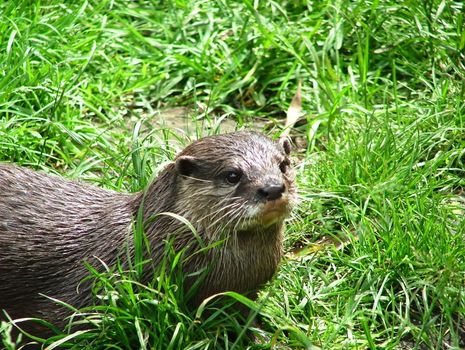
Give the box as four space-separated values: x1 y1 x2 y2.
1 0 465 349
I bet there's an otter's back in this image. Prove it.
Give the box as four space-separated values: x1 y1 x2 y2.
0 164 133 321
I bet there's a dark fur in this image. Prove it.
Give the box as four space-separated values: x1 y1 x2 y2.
0 131 295 336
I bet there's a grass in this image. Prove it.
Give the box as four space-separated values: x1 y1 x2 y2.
1 0 465 348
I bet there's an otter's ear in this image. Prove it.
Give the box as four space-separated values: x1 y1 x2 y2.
279 137 291 155
175 156 198 176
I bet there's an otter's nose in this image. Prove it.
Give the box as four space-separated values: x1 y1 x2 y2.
257 184 285 201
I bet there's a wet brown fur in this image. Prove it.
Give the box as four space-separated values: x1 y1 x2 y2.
0 131 295 337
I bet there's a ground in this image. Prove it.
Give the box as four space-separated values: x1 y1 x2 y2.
1 1 465 349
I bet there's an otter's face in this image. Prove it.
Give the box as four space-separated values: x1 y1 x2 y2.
173 132 296 235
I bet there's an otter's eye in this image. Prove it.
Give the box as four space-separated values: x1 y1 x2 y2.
279 160 289 173
224 170 242 185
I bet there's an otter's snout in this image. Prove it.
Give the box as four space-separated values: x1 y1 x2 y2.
257 184 285 201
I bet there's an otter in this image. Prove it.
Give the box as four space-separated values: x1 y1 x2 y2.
0 131 296 337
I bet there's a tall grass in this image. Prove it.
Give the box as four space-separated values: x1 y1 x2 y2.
1 0 465 348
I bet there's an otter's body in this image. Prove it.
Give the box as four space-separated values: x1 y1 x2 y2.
0 131 295 334
0 165 134 324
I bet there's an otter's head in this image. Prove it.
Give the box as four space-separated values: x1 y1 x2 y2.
172 131 296 238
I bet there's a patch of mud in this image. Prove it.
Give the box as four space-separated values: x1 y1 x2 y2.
124 106 269 143
154 107 238 136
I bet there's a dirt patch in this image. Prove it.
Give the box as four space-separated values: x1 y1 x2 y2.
154 107 238 136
